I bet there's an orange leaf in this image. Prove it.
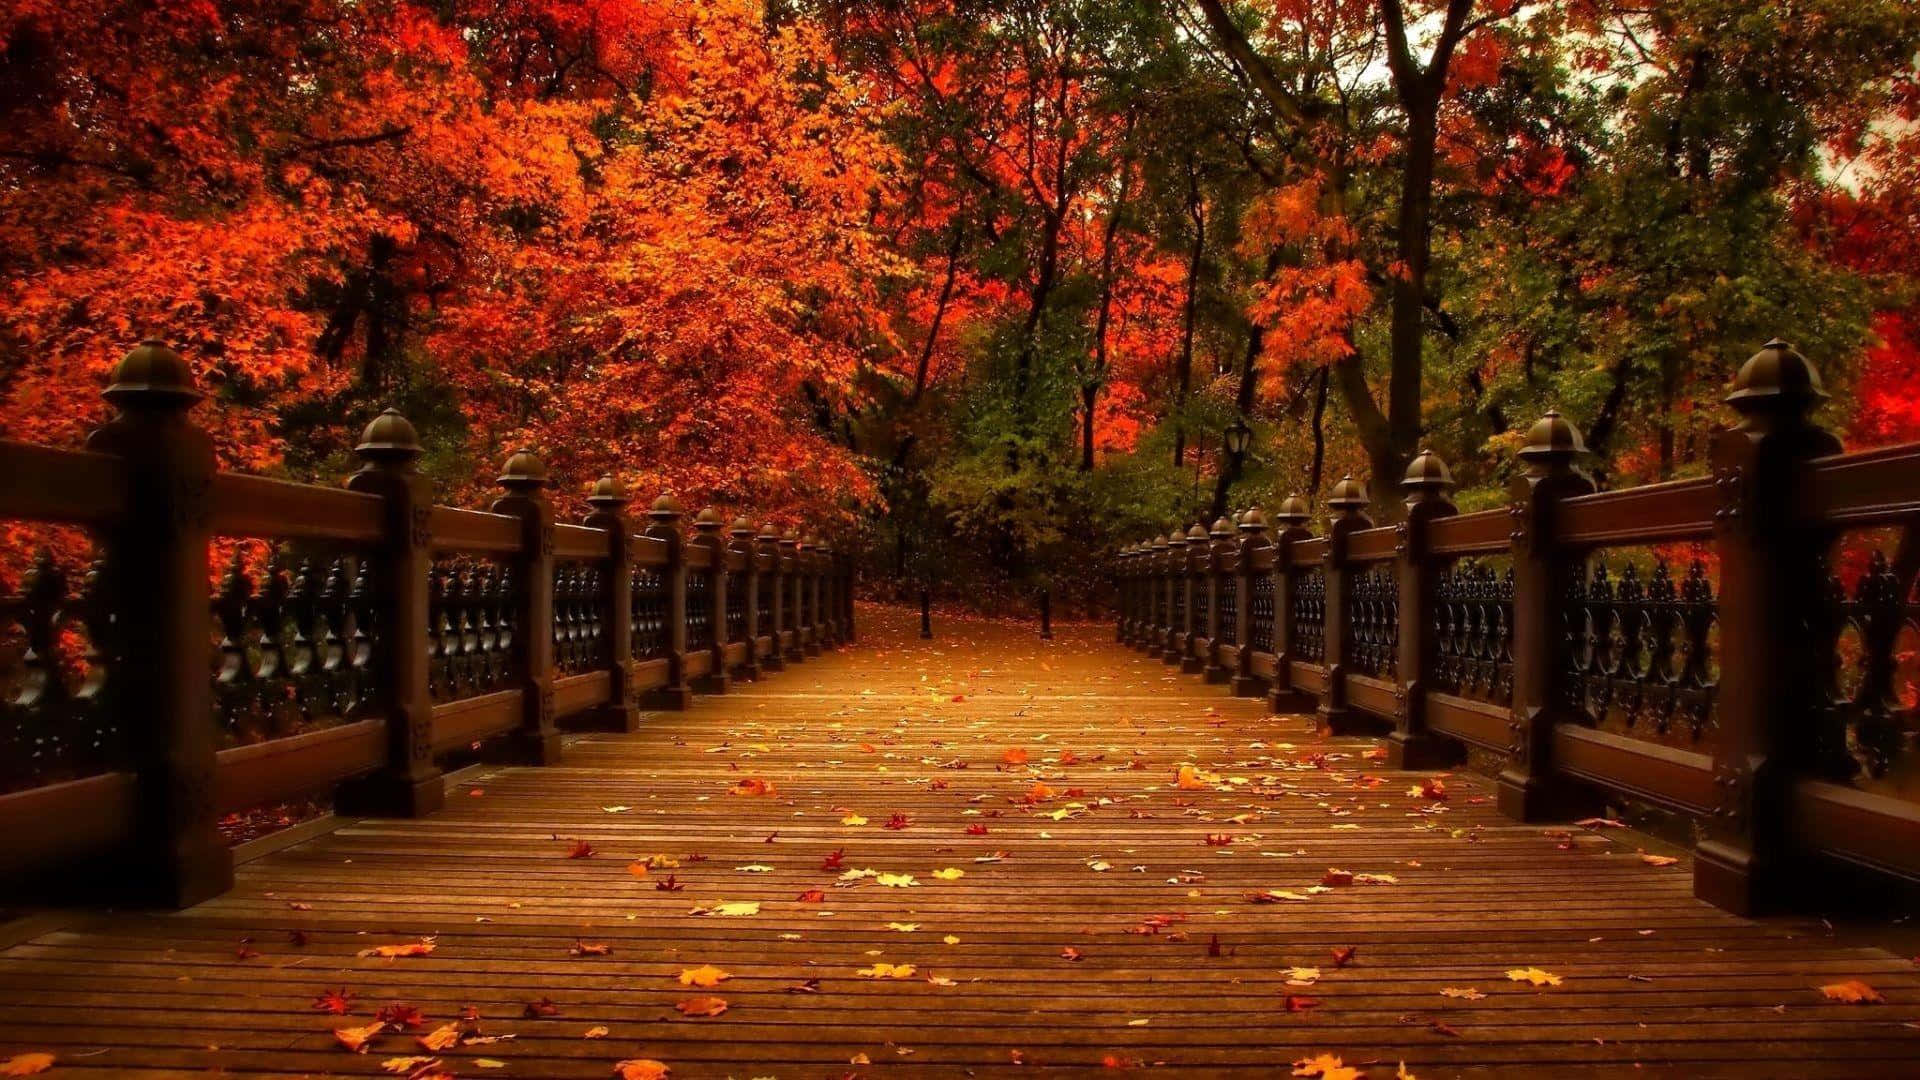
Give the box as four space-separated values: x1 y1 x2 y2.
675 995 729 1017
0 1054 54 1076
333 1021 389 1053
615 1060 671 1080
415 1023 461 1051
1819 980 1884 1004
359 940 436 959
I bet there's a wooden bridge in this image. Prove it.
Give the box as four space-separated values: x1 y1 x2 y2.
2 340 1919 1076
2 605 1918 1077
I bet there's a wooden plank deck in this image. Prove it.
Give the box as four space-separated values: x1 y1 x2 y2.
2 605 1917 1078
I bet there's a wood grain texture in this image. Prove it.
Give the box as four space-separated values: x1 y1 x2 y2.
1 605 1915 1078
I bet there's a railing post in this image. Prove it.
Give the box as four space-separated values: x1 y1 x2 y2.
1203 518 1233 682
1268 497 1316 712
1181 524 1209 673
1498 411 1598 820
1695 340 1842 914
731 517 763 681
1150 535 1170 655
920 587 933 639
1161 530 1187 664
781 531 807 664
490 449 562 763
1231 510 1269 697
804 536 824 655
840 551 857 644
691 508 730 693
331 409 445 821
758 524 786 672
1389 450 1462 769
1318 476 1373 734
1116 546 1131 643
83 341 233 906
583 476 639 732
644 495 693 709
1040 587 1053 640
823 542 842 646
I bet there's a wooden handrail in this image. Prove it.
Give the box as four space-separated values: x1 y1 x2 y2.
0 342 853 908
1113 341 1920 917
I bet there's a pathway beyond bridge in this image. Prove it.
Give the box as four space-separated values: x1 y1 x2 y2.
1 605 1916 1077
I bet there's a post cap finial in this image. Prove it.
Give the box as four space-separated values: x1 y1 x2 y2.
496 448 548 490
1328 474 1370 510
1238 507 1268 533
1520 409 1588 461
1210 516 1234 538
1275 495 1310 525
649 493 684 521
354 408 424 463
1402 447 1454 494
1726 338 1828 416
588 474 628 508
104 338 202 409
730 515 755 537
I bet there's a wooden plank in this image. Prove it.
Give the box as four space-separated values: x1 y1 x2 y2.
1552 725 1717 813
212 719 384 813
552 523 612 560
1290 659 1328 693
1248 649 1277 679
428 506 522 553
209 473 384 542
1430 508 1510 556
1344 672 1399 719
429 689 522 752
0 441 125 525
1559 478 1716 546
1347 526 1398 562
0 772 133 874
553 670 612 717
1427 691 1509 751
630 657 669 690
1792 780 1920 879
1797 442 1920 527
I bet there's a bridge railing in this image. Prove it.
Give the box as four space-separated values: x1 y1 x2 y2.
1115 340 1919 916
0 341 854 908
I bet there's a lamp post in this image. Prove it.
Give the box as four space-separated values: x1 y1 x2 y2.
1223 416 1253 459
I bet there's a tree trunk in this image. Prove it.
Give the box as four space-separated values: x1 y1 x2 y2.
910 222 965 405
1173 162 1204 467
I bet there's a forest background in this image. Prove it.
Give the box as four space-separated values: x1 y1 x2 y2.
5 0 1918 611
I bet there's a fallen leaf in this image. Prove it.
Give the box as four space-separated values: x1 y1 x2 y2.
565 839 595 859
1330 946 1358 968
931 867 965 880
376 1003 426 1030
333 1021 389 1053
675 996 729 1017
312 987 355 1014
358 940 436 959
678 966 730 987
0 1054 54 1076
416 1023 461 1051
1291 1053 1360 1079
691 901 761 917
857 962 917 978
1439 987 1487 1000
614 1059 671 1080
569 941 612 957
1506 967 1564 987
379 1057 439 1075
1819 980 1884 1004
583 1026 610 1039
1639 852 1680 867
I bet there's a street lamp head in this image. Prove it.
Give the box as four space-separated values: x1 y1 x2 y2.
1223 417 1253 457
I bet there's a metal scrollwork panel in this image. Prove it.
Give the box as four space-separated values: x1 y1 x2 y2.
686 571 714 650
1433 557 1514 705
1346 562 1397 678
1 541 120 793
1291 568 1326 663
1562 549 1719 751
1813 527 1920 801
1248 573 1274 653
725 571 747 643
552 560 607 676
632 566 668 659
428 554 516 702
211 541 378 746
1218 575 1239 646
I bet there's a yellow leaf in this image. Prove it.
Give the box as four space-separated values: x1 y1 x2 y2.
1505 967 1564 987
1291 1053 1360 1079
857 962 917 978
416 1022 461 1051
841 813 868 826
678 965 730 987
931 867 965 880
887 922 920 932
1819 979 1884 1004
475 1060 508 1070
943 935 962 945
875 873 919 887
1639 852 1680 867
1439 987 1486 1000
1283 966 1321 985
380 1058 438 1075
692 900 760 917
583 1025 610 1039
1397 1063 1419 1080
